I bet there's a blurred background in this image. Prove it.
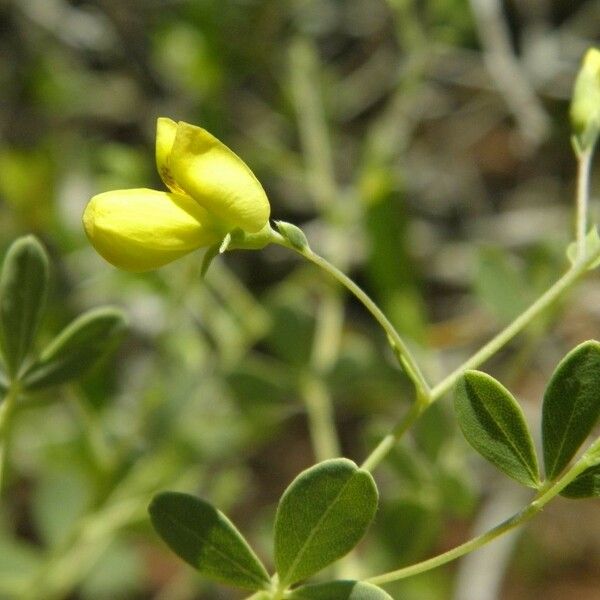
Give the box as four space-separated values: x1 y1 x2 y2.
0 0 599 598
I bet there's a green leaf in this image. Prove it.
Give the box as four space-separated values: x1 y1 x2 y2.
0 235 49 376
22 307 127 390
288 581 393 600
454 371 540 487
542 341 600 480
560 464 600 498
274 458 378 586
148 492 270 591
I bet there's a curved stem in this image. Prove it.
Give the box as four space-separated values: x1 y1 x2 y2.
367 439 600 586
275 230 600 473
293 245 431 399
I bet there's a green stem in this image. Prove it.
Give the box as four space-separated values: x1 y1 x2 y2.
361 400 425 472
361 253 599 472
367 439 600 585
274 228 600 472
295 246 431 399
575 145 594 262
429 261 588 401
0 385 19 492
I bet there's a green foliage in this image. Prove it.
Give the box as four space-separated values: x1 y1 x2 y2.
560 464 600 498
288 580 393 599
0 236 126 393
542 341 600 480
454 371 540 487
475 247 531 322
274 458 378 586
22 308 127 390
0 236 49 377
149 492 270 591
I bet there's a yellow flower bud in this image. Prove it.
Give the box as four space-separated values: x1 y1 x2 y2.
83 189 223 272
83 118 272 271
571 48 600 147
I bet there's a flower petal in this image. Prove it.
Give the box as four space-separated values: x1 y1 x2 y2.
83 188 223 272
155 117 184 193
169 121 270 233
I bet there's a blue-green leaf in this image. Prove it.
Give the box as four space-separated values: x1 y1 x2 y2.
22 307 126 390
149 492 270 591
274 458 378 587
0 236 49 377
542 341 600 480
454 371 540 488
288 581 393 600
560 464 600 498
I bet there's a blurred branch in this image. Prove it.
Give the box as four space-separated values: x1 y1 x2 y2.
14 0 115 51
289 39 338 216
468 0 550 148
289 37 343 463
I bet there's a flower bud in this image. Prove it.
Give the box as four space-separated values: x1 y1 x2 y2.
571 48 600 148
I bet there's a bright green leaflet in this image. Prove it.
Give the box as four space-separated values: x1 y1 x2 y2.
560 464 600 498
274 458 378 587
542 341 600 480
454 371 540 488
288 580 393 599
0 236 49 377
22 307 126 390
149 492 270 591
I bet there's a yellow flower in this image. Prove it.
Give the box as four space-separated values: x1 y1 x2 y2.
83 118 271 272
